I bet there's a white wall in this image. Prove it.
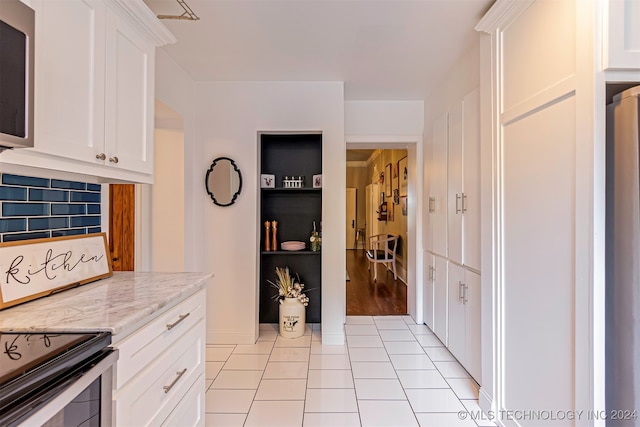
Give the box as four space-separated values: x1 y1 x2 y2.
345 101 424 136
194 82 345 344
151 49 200 272
151 128 185 272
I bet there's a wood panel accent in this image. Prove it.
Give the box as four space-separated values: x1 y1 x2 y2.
346 249 406 316
109 184 135 271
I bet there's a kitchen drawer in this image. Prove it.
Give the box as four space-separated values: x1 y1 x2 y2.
162 373 205 427
114 318 205 426
113 289 204 388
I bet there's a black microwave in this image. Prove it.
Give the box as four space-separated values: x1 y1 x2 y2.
0 0 34 150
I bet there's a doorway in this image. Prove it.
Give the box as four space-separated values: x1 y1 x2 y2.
346 148 409 316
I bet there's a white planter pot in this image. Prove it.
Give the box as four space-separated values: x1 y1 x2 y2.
279 297 306 338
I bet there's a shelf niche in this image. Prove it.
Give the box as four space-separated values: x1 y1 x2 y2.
259 133 322 324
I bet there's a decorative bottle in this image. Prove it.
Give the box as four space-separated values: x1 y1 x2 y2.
310 221 320 252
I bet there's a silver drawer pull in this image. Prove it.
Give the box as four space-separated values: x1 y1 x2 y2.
166 313 190 330
163 368 187 393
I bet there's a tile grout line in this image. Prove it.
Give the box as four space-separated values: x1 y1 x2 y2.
381 317 422 427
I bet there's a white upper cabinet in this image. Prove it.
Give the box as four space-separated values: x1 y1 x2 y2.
604 0 640 69
104 8 155 174
447 101 463 264
1 0 174 183
33 0 107 162
448 90 481 270
430 113 448 258
461 88 481 271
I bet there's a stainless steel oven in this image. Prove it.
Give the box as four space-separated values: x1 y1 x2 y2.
0 332 117 427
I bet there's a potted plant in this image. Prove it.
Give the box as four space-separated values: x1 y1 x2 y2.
269 267 309 338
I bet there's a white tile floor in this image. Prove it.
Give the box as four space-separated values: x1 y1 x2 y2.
205 315 494 427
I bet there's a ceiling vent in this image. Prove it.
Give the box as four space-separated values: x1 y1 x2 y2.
157 0 199 21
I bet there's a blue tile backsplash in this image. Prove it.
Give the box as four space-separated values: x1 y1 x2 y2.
0 173 101 242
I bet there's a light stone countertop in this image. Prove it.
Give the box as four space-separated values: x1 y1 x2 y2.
0 271 212 335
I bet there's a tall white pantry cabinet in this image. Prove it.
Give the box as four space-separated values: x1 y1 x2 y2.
424 87 481 382
475 0 640 421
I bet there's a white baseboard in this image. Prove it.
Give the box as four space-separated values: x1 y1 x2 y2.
321 331 345 345
479 387 494 418
207 330 257 345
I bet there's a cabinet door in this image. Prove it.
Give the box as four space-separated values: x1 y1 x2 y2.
462 88 481 271
423 252 435 330
104 10 155 174
431 113 448 258
432 255 448 344
34 0 106 161
464 269 481 382
423 138 434 253
162 374 205 427
447 102 463 264
447 263 465 361
604 0 640 70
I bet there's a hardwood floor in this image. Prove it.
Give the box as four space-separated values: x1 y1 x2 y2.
346 249 407 315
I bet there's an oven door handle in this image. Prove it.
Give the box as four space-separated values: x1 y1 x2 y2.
13 349 118 427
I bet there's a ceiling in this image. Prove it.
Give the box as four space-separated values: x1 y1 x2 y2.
143 0 493 101
346 149 375 162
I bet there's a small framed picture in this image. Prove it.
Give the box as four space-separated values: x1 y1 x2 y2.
385 163 392 196
261 174 275 188
313 174 322 188
401 196 408 216
399 156 408 197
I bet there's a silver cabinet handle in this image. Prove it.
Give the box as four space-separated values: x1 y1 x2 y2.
461 193 467 213
428 197 435 213
428 265 433 281
109 156 119 164
96 153 106 160
166 313 190 330
455 194 461 214
432 266 436 282
163 368 187 393
462 283 469 304
459 281 464 301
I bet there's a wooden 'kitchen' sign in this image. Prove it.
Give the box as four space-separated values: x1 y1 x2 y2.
0 233 113 310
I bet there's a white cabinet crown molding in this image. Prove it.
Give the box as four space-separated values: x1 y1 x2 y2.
106 0 176 46
475 0 536 34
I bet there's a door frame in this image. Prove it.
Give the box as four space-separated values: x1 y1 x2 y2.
346 135 424 324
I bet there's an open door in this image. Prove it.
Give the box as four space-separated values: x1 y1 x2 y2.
346 188 356 249
365 183 380 245
109 184 135 271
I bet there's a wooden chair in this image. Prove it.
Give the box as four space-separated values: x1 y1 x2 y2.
366 234 399 281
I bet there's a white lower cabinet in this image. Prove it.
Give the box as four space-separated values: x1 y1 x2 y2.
112 289 206 426
423 252 435 331
447 263 480 382
162 373 205 427
432 254 448 345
